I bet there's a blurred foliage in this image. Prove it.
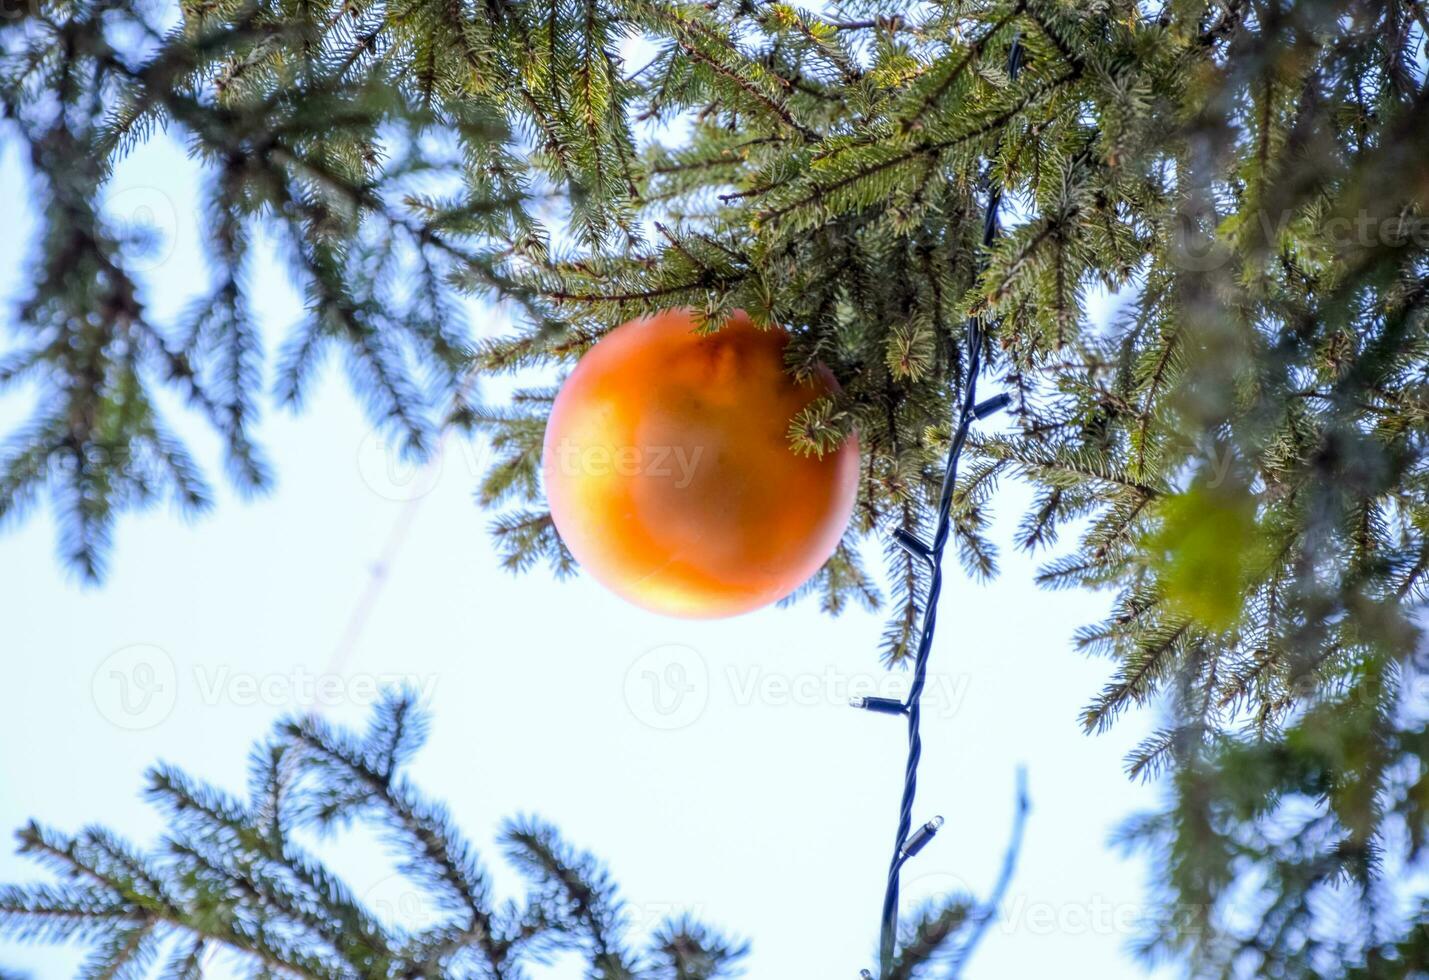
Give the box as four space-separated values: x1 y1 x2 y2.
1145 479 1261 632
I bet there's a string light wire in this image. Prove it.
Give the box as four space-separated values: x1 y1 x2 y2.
852 34 1024 978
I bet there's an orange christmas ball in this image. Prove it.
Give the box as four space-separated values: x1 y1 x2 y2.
542 308 860 618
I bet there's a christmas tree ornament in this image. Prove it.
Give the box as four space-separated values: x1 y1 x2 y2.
542 307 859 618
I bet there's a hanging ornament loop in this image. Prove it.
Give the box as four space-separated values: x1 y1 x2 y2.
856 34 1024 978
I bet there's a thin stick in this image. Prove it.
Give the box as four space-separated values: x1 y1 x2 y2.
944 767 1031 977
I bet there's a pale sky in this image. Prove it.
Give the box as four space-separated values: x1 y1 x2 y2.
0 107 1175 978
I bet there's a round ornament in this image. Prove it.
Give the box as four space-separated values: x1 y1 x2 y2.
542 308 859 618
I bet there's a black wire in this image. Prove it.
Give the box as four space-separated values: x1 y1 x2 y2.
873 34 1023 978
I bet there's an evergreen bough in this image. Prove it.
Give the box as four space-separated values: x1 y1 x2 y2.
0 693 756 978
0 692 1025 977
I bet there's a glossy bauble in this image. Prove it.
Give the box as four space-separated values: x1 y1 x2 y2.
542 308 860 618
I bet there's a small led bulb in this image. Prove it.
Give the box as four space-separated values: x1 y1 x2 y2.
901 816 945 858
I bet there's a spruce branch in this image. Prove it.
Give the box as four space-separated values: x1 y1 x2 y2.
0 693 745 980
